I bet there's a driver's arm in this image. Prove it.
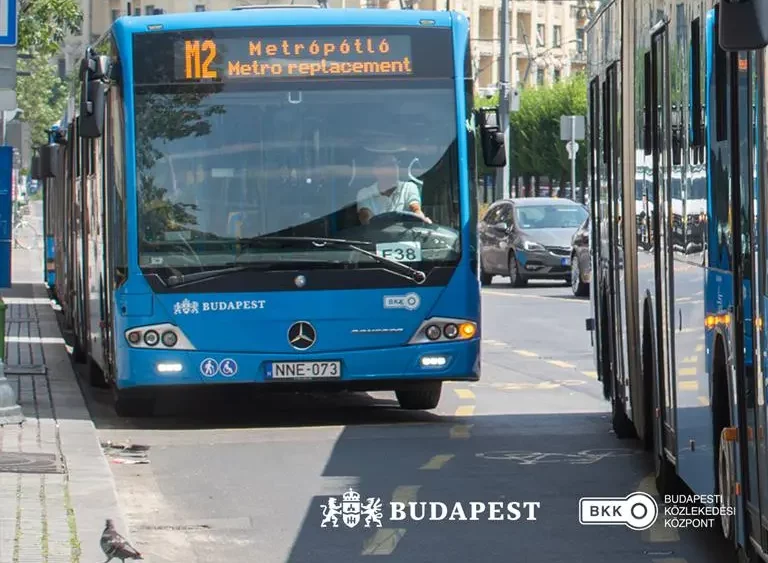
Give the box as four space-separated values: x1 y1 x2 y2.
358 207 373 225
404 184 432 223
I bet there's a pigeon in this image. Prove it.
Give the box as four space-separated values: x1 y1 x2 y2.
100 519 143 562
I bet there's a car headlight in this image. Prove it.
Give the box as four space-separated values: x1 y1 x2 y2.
522 240 546 251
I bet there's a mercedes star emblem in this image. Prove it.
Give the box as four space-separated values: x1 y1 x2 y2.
288 321 316 350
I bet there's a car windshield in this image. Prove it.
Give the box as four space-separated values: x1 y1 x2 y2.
514 205 588 229
132 28 461 275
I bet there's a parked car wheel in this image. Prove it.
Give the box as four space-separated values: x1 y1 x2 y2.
508 252 527 287
571 254 589 296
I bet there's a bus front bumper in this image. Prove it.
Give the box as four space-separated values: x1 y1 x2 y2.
116 339 480 390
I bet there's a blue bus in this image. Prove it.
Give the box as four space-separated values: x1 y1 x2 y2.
587 0 768 560
33 4 506 416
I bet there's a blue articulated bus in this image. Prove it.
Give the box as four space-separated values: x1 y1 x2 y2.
587 0 768 560
34 4 506 416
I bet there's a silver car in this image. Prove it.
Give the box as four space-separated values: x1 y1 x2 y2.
478 197 589 286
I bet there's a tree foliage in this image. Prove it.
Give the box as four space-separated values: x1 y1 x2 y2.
476 74 588 186
15 54 68 145
19 0 82 56
509 73 588 184
14 0 82 148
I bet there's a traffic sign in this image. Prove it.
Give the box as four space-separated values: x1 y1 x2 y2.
0 0 16 46
566 141 580 159
560 115 585 141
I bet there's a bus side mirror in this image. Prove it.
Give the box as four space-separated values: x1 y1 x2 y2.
720 0 768 50
30 155 41 180
39 144 60 178
475 107 507 168
79 80 105 138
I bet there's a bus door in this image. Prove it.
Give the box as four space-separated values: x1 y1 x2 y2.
745 48 768 553
650 23 678 457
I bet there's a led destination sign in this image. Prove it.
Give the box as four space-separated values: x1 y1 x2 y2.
177 35 413 81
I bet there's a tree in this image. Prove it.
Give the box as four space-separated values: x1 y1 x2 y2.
509 73 588 187
19 0 82 57
13 0 82 147
15 54 69 145
475 74 588 190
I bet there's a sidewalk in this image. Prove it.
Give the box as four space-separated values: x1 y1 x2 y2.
0 243 131 563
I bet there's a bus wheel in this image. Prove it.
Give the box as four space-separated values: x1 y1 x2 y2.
114 389 155 418
395 382 442 410
718 427 735 541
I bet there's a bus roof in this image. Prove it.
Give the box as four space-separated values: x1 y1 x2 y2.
113 8 457 34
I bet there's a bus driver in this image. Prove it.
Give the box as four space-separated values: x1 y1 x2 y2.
356 153 431 225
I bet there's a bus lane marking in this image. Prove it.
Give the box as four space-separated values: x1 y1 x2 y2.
420 454 454 470
513 349 539 357
449 424 472 439
638 473 680 543
361 486 420 556
547 360 575 369
453 388 475 400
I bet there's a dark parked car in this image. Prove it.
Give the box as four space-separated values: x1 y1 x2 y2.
570 216 590 296
478 197 589 286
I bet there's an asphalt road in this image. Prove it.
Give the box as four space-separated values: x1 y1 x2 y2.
75 275 737 563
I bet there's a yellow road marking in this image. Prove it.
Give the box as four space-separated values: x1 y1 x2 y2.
513 349 539 357
392 486 420 503
678 367 697 377
582 371 598 379
679 381 698 391
637 474 681 542
695 344 704 352
362 487 418 555
454 405 475 417
483 289 584 303
698 396 709 406
652 559 688 563
362 529 407 555
453 388 475 400
547 360 575 368
681 356 697 364
450 424 473 439
420 454 454 470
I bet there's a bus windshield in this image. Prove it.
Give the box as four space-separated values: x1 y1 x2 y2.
134 85 460 270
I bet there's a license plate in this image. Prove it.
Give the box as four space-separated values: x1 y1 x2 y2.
561 257 571 266
266 361 341 379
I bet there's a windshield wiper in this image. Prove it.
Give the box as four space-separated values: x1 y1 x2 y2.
241 236 427 284
165 263 277 287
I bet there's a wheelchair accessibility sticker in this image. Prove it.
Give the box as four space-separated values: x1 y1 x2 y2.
219 359 238 377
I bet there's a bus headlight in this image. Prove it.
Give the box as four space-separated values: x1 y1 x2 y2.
409 318 478 344
125 323 196 350
143 330 159 346
161 331 178 347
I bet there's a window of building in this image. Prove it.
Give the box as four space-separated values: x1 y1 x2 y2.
536 24 545 47
553 25 562 47
195 4 205 10
576 28 585 52
537 68 545 85
144 4 154 14
553 69 561 82
111 8 120 21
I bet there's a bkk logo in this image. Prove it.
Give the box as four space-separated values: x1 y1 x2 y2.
173 298 267 315
320 488 540 528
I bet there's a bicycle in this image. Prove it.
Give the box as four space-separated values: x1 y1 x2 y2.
12 203 39 250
